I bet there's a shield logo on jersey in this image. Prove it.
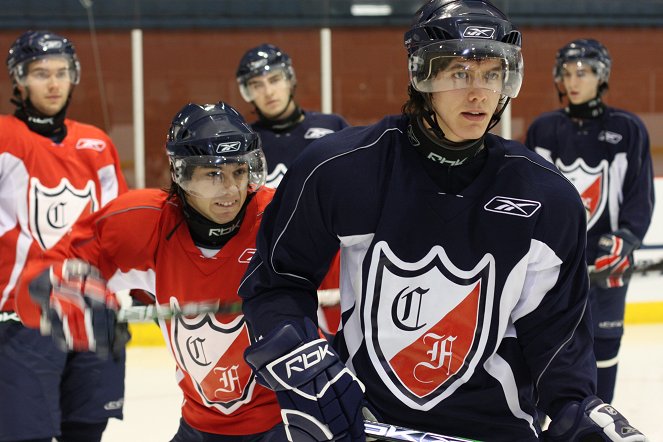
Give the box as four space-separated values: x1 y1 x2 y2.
266 163 288 188
364 242 494 410
555 158 609 230
171 313 257 415
29 177 99 250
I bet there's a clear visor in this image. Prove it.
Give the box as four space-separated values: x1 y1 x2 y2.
554 58 608 83
14 54 80 86
237 66 292 102
409 40 523 98
170 151 266 199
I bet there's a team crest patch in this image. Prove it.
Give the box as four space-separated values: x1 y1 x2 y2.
76 138 106 152
364 242 494 410
556 158 609 230
29 177 98 250
171 311 256 414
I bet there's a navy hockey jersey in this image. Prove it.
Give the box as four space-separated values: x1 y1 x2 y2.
251 111 348 187
525 107 654 261
239 114 595 441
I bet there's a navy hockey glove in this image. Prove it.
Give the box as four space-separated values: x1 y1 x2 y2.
591 228 640 289
244 317 366 442
543 396 648 441
29 259 127 359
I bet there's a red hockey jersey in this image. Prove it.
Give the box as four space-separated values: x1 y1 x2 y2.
0 115 127 312
16 188 282 435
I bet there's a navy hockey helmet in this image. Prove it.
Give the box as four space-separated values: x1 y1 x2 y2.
554 39 611 88
404 0 523 99
235 44 296 102
167 102 266 197
7 30 80 85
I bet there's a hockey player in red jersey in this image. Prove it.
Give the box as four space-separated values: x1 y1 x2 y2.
0 30 128 442
15 102 287 441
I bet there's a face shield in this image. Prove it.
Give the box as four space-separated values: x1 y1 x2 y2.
408 40 523 98
13 54 80 86
237 65 294 102
554 58 609 84
170 150 266 199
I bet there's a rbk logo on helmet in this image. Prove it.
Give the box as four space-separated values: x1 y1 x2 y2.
462 26 496 39
216 141 242 153
43 40 64 50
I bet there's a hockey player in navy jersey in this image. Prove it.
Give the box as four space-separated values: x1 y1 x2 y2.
525 39 654 405
238 1 648 441
236 43 349 188
237 43 346 334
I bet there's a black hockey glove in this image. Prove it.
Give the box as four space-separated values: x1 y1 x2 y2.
29 259 129 359
543 396 648 441
591 228 640 289
244 317 366 442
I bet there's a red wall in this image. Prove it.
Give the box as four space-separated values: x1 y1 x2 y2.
1 26 662 187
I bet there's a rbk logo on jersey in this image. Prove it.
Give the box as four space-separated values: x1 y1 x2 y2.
304 127 334 139
484 196 541 217
171 309 257 415
76 138 107 152
216 141 241 153
364 242 494 410
29 178 99 250
462 26 496 39
556 158 609 230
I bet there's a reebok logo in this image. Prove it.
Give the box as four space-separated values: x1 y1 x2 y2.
304 127 334 139
598 130 623 145
462 26 496 39
216 141 241 153
76 138 106 152
484 196 541 217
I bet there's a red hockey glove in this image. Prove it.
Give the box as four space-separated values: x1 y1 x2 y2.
543 396 648 441
28 259 126 359
591 228 640 289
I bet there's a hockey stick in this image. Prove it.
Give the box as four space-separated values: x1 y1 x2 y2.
588 257 663 281
117 289 341 323
364 420 479 442
116 301 239 323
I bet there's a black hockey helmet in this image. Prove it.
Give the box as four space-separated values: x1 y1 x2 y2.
235 43 296 102
404 0 523 99
7 30 80 85
166 102 266 197
554 39 611 95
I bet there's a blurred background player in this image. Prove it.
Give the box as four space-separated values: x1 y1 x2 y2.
239 1 648 441
236 43 349 188
15 102 288 441
0 30 128 442
236 43 346 334
525 39 654 404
